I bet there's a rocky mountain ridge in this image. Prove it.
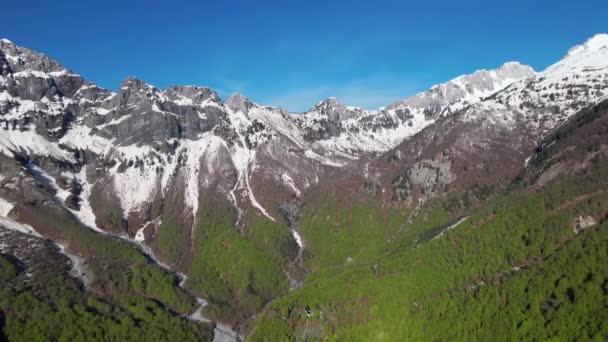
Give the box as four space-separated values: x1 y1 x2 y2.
0 33 607 338
0 37 544 237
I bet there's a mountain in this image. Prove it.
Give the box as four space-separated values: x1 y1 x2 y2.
249 97 608 340
294 62 535 156
0 37 539 240
0 34 607 341
362 33 608 203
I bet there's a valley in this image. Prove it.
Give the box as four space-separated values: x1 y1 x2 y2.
0 33 607 340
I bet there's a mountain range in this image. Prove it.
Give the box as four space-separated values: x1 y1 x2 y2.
0 33 607 341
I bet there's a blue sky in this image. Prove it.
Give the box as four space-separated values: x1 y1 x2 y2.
2 0 606 111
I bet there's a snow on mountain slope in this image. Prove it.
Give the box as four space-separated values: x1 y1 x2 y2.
469 34 608 134
294 62 535 157
362 34 608 206
0 34 606 244
1 34 607 340
388 62 536 113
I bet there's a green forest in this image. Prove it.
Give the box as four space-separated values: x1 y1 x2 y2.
1 96 608 342
245 157 608 340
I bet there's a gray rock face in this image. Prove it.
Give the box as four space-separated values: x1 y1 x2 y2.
306 97 365 121
88 77 232 147
294 97 369 141
0 39 64 74
164 85 220 105
387 62 536 113
292 62 536 155
0 35 606 242
224 92 254 114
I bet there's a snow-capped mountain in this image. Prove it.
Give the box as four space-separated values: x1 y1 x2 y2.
387 61 536 113
472 33 608 134
363 34 608 203
0 34 607 266
294 61 536 157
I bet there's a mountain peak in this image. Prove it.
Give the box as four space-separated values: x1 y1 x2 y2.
224 92 254 113
500 61 523 67
119 76 156 91
306 96 367 121
164 85 220 105
0 39 66 74
566 33 608 57
498 61 534 72
313 97 340 109
387 62 534 112
460 61 535 82
543 33 608 78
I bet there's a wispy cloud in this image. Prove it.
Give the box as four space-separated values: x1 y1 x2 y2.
261 85 330 112
211 77 248 99
264 77 423 112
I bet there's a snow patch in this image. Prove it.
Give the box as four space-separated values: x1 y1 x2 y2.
134 226 146 243
0 197 14 217
280 174 301 197
225 106 276 222
27 162 71 202
54 242 90 287
304 149 347 167
0 129 75 162
0 216 42 237
60 124 115 156
70 167 103 233
110 145 160 217
291 229 304 248
433 217 469 240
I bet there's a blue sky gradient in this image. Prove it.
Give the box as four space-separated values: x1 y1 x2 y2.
2 0 606 111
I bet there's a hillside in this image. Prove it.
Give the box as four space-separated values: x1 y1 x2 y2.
246 98 608 340
0 34 607 341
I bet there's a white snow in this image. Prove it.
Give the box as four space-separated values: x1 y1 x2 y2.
96 107 113 115
134 226 147 243
48 69 76 77
27 162 71 202
280 173 301 197
0 197 13 216
70 167 103 233
13 70 50 79
225 106 277 222
433 216 469 240
566 33 608 57
133 216 160 244
0 216 42 237
304 149 347 167
27 162 105 234
0 128 75 162
96 115 130 129
60 124 115 156
109 145 160 217
179 136 214 222
466 33 608 132
291 229 304 248
54 242 90 287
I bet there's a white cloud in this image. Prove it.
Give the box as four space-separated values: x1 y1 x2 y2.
264 78 422 112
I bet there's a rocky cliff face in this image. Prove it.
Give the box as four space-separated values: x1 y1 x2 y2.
294 61 536 157
0 34 607 272
360 34 608 205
